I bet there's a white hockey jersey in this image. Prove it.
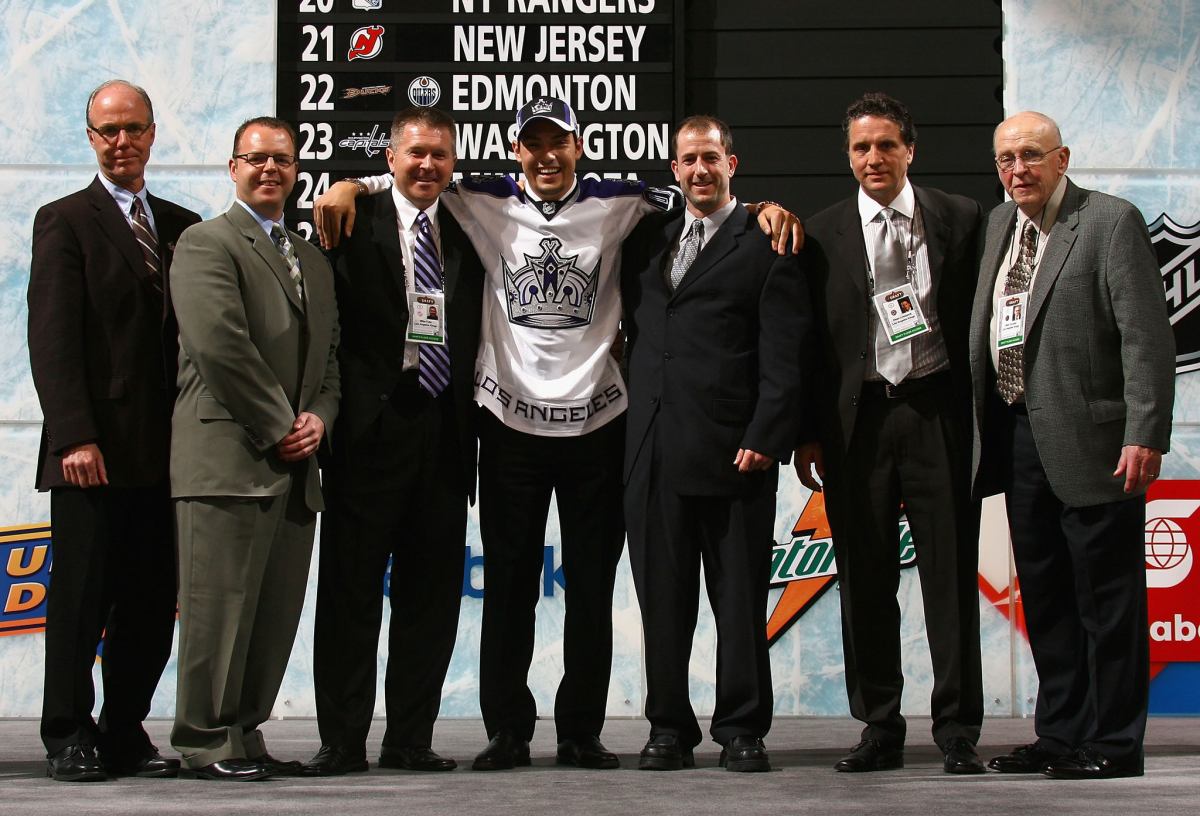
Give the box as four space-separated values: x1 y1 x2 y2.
360 173 678 436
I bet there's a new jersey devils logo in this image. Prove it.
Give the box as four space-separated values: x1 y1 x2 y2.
348 25 385 61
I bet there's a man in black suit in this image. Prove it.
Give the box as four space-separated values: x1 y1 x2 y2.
621 116 808 773
797 94 985 774
301 107 485 777
27 79 200 782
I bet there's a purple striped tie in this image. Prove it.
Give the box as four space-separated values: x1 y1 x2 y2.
414 211 451 397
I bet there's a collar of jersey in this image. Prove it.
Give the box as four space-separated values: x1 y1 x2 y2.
524 179 579 221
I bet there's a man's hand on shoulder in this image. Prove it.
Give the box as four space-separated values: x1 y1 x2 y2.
314 181 361 249
276 413 326 462
62 442 108 488
751 202 804 255
1115 445 1163 494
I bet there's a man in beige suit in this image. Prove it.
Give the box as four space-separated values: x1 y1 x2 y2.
169 117 340 781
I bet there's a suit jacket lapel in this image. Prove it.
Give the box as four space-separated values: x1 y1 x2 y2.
671 205 745 298
649 212 684 296
86 177 150 288
832 199 869 300
226 205 306 314
371 192 408 297
440 207 463 301
1027 181 1083 330
914 186 949 291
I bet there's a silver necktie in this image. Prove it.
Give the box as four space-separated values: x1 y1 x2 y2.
872 208 912 385
670 220 704 291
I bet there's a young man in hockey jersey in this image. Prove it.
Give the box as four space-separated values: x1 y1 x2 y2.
313 97 800 771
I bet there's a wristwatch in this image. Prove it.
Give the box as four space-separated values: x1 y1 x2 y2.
340 178 369 197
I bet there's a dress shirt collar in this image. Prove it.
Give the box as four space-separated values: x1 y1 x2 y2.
235 198 286 239
391 186 440 238
681 197 739 248
1016 175 1068 238
858 178 915 227
97 173 152 220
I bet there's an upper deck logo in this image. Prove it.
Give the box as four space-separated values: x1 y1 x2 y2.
1 524 52 638
502 238 599 329
348 25 385 61
1149 214 1200 374
408 77 441 107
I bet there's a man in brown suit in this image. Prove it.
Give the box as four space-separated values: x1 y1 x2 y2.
28 79 200 782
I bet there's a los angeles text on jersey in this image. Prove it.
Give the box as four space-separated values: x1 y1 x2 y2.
475 364 626 435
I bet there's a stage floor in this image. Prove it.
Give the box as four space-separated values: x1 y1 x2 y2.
0 717 1196 815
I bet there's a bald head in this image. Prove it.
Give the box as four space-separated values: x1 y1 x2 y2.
993 111 1069 218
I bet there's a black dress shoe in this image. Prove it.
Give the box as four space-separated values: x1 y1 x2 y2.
941 736 985 775
556 736 620 769
637 734 695 771
1042 747 1144 779
102 746 180 778
987 742 1059 773
47 745 107 782
471 731 531 771
179 759 277 781
379 745 457 772
719 736 770 773
300 745 369 777
834 740 904 772
252 753 303 776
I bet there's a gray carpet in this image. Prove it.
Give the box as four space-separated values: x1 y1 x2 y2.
1 717 1196 815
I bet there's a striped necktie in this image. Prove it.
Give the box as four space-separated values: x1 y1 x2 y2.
414 211 451 397
997 221 1039 404
670 219 704 291
270 223 304 301
129 197 163 298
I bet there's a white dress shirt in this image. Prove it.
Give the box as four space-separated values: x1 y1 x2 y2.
98 174 157 239
988 175 1069 374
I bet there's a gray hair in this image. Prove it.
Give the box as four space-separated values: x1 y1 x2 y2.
86 80 155 126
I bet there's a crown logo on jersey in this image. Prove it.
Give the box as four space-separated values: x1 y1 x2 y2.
531 98 554 115
502 238 599 329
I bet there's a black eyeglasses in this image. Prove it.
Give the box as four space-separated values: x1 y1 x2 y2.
994 146 1063 172
88 122 152 141
233 152 297 169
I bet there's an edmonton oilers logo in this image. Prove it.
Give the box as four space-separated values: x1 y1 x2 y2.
408 76 441 107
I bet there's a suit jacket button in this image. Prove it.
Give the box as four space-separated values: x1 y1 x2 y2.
860 351 867 359
668 309 674 317
380 394 389 401
651 396 658 403
663 352 670 361
852 396 858 406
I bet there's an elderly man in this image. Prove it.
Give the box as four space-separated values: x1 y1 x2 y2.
169 117 340 781
970 112 1174 780
798 93 985 775
620 116 808 773
28 80 200 782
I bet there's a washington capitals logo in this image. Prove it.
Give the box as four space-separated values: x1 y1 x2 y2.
502 238 599 329
348 25 385 61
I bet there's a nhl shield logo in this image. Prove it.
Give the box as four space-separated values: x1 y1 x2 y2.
1149 214 1200 374
502 238 599 329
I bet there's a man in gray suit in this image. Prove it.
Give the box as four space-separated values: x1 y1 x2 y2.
970 112 1174 780
169 117 340 781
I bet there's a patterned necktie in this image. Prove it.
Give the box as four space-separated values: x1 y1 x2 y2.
871 208 912 385
669 220 704 291
997 221 1040 404
414 211 451 398
129 198 163 298
270 223 304 301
